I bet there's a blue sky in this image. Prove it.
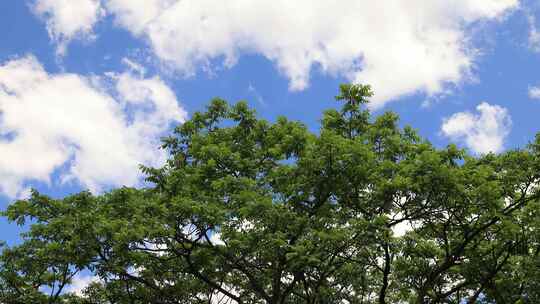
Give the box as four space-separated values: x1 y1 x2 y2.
1 0 540 249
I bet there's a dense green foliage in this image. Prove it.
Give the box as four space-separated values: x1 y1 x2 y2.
1 84 540 303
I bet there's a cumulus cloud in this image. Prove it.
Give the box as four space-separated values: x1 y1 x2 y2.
32 0 517 108
441 102 512 154
529 85 540 99
65 274 99 296
104 0 175 34
0 56 187 197
101 0 517 108
31 0 104 55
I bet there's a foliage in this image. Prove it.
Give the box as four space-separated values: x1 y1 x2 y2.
1 84 540 303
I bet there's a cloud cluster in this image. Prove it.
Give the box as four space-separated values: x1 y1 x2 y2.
441 102 512 154
33 0 517 108
0 56 187 198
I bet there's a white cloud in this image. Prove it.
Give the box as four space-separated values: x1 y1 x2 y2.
441 102 512 154
247 83 265 106
392 220 413 238
121 57 146 76
529 85 540 99
528 14 540 52
97 0 517 108
66 274 99 296
30 1 518 107
104 0 175 34
209 232 225 246
31 0 104 55
0 56 187 197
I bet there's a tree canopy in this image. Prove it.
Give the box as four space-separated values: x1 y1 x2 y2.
1 84 540 304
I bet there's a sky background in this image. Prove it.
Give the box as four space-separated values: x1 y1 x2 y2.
1 0 540 254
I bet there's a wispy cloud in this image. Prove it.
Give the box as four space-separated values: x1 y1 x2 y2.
247 83 266 106
528 14 540 52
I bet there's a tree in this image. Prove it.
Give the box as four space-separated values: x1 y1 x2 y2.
1 84 540 303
